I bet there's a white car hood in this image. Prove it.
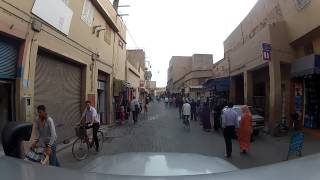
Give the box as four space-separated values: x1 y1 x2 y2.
2 153 320 179
82 152 238 176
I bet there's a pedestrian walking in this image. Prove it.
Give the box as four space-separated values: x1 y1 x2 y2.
130 96 140 124
238 106 252 154
81 100 100 152
164 97 169 107
177 97 183 119
196 102 201 121
120 106 125 125
201 102 212 132
221 102 239 158
182 100 191 127
190 100 197 121
30 105 60 166
144 97 149 114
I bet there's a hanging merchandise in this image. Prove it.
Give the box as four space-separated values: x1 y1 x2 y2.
304 76 320 129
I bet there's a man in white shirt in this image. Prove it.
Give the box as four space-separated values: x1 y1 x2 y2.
130 96 140 124
81 100 100 152
182 101 191 127
164 97 169 103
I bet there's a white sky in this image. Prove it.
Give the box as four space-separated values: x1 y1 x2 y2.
115 0 258 87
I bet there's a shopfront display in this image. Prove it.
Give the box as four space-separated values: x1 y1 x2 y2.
304 76 320 129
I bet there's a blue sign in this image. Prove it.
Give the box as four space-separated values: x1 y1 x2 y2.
262 43 272 51
262 43 272 61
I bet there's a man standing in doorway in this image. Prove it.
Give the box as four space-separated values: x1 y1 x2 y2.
221 102 239 158
81 100 100 152
130 96 140 124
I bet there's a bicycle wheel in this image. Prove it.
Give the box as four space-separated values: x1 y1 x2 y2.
94 131 104 151
72 137 89 160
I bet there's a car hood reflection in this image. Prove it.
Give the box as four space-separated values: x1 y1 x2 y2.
82 152 238 176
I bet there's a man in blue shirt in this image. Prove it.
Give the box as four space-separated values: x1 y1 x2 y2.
221 102 239 158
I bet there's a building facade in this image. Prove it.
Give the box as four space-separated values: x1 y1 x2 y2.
0 0 126 142
211 0 320 135
167 54 213 98
126 49 146 100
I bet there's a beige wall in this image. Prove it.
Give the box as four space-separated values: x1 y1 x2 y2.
127 49 145 70
191 54 213 71
168 56 192 83
224 0 282 53
279 0 320 42
167 55 213 92
212 58 229 78
0 0 126 123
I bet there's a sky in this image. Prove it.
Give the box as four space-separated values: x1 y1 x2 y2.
114 0 258 87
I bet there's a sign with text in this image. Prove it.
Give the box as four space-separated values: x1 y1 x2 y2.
32 0 73 35
262 43 272 61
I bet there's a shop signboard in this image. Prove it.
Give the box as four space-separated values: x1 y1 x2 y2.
32 0 73 35
262 43 272 61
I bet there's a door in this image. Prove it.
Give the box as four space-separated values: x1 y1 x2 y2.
97 81 106 124
0 81 14 142
35 51 82 142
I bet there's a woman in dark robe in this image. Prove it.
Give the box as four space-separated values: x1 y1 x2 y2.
201 102 212 132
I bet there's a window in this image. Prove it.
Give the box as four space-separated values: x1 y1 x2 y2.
294 0 311 10
104 25 111 45
81 0 94 26
304 43 314 55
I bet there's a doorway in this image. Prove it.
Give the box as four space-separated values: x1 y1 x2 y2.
0 81 14 142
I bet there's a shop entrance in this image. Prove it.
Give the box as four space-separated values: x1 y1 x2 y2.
234 75 244 105
0 35 19 142
0 81 14 142
304 76 320 129
97 71 111 124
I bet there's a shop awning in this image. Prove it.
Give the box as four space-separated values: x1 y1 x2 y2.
203 77 230 92
291 54 320 77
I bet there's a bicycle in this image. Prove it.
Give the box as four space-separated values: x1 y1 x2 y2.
72 124 104 161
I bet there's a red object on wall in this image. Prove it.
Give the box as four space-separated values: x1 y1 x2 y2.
87 94 96 107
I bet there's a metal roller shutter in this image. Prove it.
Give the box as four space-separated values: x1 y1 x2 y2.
0 36 18 79
35 51 82 142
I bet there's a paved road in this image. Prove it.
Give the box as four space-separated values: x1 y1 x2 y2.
58 101 320 169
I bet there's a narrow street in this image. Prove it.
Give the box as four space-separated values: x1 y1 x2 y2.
58 102 320 170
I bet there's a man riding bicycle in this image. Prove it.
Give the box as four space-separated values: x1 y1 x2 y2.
81 100 100 152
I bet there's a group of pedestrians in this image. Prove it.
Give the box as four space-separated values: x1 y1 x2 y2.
130 96 151 124
171 96 253 158
221 103 252 158
177 98 212 132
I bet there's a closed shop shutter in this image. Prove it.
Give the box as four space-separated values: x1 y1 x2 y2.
35 51 82 142
0 36 18 79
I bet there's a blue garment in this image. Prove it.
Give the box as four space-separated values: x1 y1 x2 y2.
49 144 60 167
